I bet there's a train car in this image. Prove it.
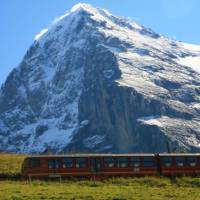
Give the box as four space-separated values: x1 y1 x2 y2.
21 153 200 179
22 154 157 179
159 153 200 176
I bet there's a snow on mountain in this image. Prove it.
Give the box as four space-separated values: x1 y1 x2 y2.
35 29 48 41
177 56 200 74
0 3 200 153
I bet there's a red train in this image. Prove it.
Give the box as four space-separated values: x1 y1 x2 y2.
22 153 200 179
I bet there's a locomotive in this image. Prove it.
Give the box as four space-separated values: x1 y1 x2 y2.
22 153 200 179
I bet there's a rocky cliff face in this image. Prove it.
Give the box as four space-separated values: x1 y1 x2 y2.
0 3 200 153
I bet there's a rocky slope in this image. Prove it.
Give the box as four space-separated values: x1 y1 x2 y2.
0 3 200 153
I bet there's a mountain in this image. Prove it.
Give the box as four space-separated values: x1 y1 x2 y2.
0 3 200 153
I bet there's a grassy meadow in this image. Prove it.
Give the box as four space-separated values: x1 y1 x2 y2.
0 153 26 178
0 177 200 200
0 153 200 200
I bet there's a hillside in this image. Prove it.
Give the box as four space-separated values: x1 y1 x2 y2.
0 3 200 153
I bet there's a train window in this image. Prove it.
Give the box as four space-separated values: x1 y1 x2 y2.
143 157 155 167
130 157 140 167
76 158 87 168
48 159 60 169
175 157 185 167
162 157 172 167
48 160 54 169
63 158 73 168
104 157 115 167
117 157 128 167
187 157 197 167
30 158 40 168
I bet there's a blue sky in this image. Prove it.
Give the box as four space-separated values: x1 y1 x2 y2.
1 0 200 85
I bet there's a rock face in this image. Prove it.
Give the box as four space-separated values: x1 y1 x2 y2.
0 3 200 153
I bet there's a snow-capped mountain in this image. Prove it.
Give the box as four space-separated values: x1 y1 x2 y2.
0 3 200 153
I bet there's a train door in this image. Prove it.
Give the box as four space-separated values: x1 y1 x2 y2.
91 158 102 173
155 154 162 175
48 159 61 174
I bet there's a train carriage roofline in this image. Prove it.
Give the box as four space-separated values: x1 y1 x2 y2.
27 153 156 158
27 153 200 158
158 153 200 156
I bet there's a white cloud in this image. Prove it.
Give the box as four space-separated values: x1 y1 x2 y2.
34 28 48 40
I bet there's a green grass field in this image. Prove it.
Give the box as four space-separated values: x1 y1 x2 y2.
0 177 200 200
0 153 25 178
0 154 200 200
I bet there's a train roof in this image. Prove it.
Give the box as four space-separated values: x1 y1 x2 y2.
27 153 155 158
158 153 200 156
27 153 200 158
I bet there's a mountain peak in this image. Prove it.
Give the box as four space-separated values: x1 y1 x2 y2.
34 3 107 41
70 3 96 13
35 3 143 42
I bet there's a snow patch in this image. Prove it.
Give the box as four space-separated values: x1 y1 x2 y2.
101 9 112 16
83 135 105 148
51 4 93 26
52 13 70 25
191 103 200 109
182 42 200 53
137 115 162 126
177 56 200 74
32 127 75 152
81 120 90 126
35 29 48 40
70 3 95 13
